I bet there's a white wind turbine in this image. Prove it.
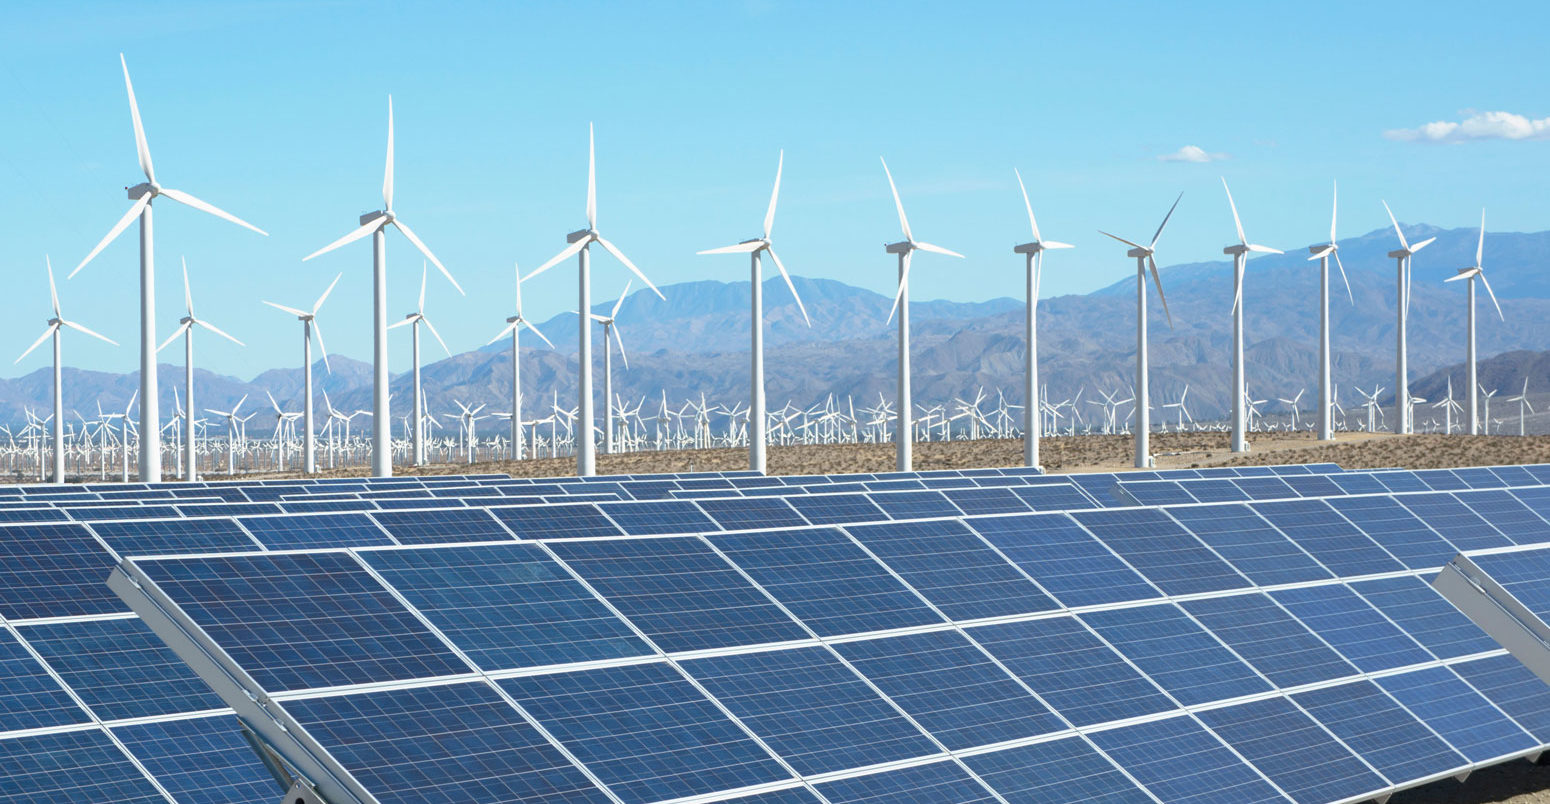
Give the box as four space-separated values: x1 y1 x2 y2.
1011 169 1073 469
388 263 451 466
697 151 810 474
1382 201 1437 435
1307 181 1354 441
487 264 553 461
524 124 664 476
1508 379 1535 436
1221 179 1283 452
262 274 341 474
302 97 463 477
880 158 964 471
205 394 247 476
1099 193 1182 468
590 282 632 455
1444 210 1503 436
71 55 266 482
16 258 117 484
157 258 242 481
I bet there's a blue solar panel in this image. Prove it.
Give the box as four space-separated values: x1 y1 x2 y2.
501 662 791 803
1283 474 1344 498
90 517 258 556
112 715 280 804
817 760 997 803
1271 585 1434 672
708 528 944 637
1451 654 1550 742
1119 480 1197 507
132 551 470 692
1291 680 1467 783
1233 476 1299 500
1350 575 1497 659
1455 490 1550 544
970 617 1174 727
1181 593 1357 687
1454 467 1508 489
369 507 514 545
17 617 225 721
490 502 623 539
1467 548 1550 624
1416 469 1471 491
962 737 1150 803
1080 604 1271 706
545 536 807 653
967 513 1159 607
0 728 167 802
0 507 70 523
844 519 1057 620
1070 508 1248 596
1180 478 1253 503
1490 465 1540 486
1196 697 1385 804
1088 715 1285 804
359 543 652 671
695 497 809 531
1251 500 1405 577
1373 471 1432 493
0 627 90 730
597 500 720 536
681 646 939 775
281 681 609 804
68 504 180 521
717 788 821 804
1164 504 1333 586
1010 483 1097 510
0 522 127 619
833 630 1065 750
237 512 393 549
1325 496 1459 569
942 487 1029 516
860 490 955 521
1377 667 1539 763
1329 473 1390 496
1390 492 1510 552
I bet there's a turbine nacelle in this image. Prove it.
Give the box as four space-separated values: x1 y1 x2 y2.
126 182 159 200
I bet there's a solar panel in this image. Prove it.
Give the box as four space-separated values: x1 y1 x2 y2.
1376 667 1539 763
1456 490 1550 544
1348 575 1498 659
816 760 997 803
16 617 225 720
1069 508 1249 596
787 493 888 525
695 496 809 531
111 715 279 804
490 502 623 539
1289 680 1468 784
967 513 1160 607
1451 654 1550 742
941 487 1029 516
844 519 1058 620
1195 697 1387 804
369 507 514 545
1164 503 1332 586
597 500 720 536
1010 483 1099 510
0 522 127 619
0 627 90 730
1251 500 1406 577
1079 603 1271 706
866 490 961 520
1087 714 1285 804
960 736 1151 803
237 511 394 549
1390 492 1511 552
0 728 168 802
1270 585 1434 672
1181 593 1358 687
1324 496 1459 569
90 516 259 556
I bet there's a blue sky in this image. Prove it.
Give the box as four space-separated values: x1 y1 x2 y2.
1 0 1546 378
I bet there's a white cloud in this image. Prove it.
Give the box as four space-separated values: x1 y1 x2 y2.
1384 111 1550 143
1158 145 1228 163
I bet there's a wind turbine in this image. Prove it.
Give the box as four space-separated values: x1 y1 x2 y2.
524 124 664 476
1221 179 1283 452
697 151 810 473
880 158 964 471
70 55 266 482
1307 181 1353 441
1444 210 1503 436
302 96 463 477
1099 193 1182 468
262 274 341 474
388 263 451 465
1382 201 1437 435
16 258 117 484
1010 169 1073 469
487 264 553 461
205 395 247 476
1508 379 1535 436
156 258 242 481
590 282 632 455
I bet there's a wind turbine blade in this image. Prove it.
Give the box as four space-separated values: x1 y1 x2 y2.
418 262 427 314
262 301 308 317
46 257 60 319
1230 277 1243 317
1148 255 1173 329
1041 241 1075 249
72 195 150 277
879 157 913 242
486 321 517 345
421 316 452 357
197 319 244 346
611 280 632 319
1333 250 1353 304
60 320 117 346
387 315 415 330
1382 200 1410 251
383 95 394 210
1410 236 1436 252
697 242 762 255
914 242 964 258
311 319 331 373
1247 244 1283 255
611 324 629 370
119 54 155 184
526 238 587 282
158 188 267 236
595 236 665 299
1221 177 1246 244
391 219 463 294
313 272 342 314
1307 246 1333 261
156 322 190 353
885 259 911 325
767 248 810 327
1097 230 1144 250
1443 271 1472 283
1477 209 1486 267
586 122 596 229
1149 192 1184 250
763 149 782 240
1480 271 1505 321
303 215 385 261
1330 179 1338 244
267 390 281 413
523 319 555 350
180 256 194 316
1014 168 1041 241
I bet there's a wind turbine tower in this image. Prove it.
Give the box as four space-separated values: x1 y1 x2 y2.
1382 201 1436 434
158 258 243 481
1307 182 1353 441
487 265 553 461
1011 169 1072 469
1444 210 1503 436
1220 179 1283 453
262 274 340 474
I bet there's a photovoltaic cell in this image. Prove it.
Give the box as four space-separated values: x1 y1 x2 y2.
1377 667 1538 763
1233 477 1298 500
597 500 720 536
833 629 1065 750
500 662 790 803
133 551 470 692
1468 548 1550 622
816 760 997 804
0 522 127 619
1349 575 1497 659
1329 473 1390 496
237 512 393 550
0 728 167 803
1451 654 1550 742
112 715 280 804
682 646 939 776
866 490 962 521
1283 474 1343 498
1181 593 1357 687
1181 478 1253 503
369 507 514 545
1164 504 1332 586
708 529 944 637
968 513 1159 607
1251 500 1405 577
1415 469 1470 491
942 487 1029 516
717 788 821 804
1070 508 1248 596
68 504 180 521
962 737 1150 804
281 681 609 804
695 497 810 531
18 617 225 721
1272 584 1434 672
1455 490 1550 544
1012 483 1099 510
1195 697 1385 804
1291 680 1466 783
1080 603 1271 706
0 627 89 731
970 617 1175 727
1325 495 1459 569
1087 715 1284 804
546 536 808 653
90 517 258 556
787 493 888 526
844 519 1058 620
490 503 622 540
359 543 652 671
1390 492 1511 552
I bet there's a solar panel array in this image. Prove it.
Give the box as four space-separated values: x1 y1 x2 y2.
49 461 1549 804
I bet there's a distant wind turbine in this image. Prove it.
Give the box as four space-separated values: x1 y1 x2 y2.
1100 193 1182 468
881 158 964 472
1444 210 1504 436
1011 169 1072 469
1382 201 1436 435
1307 181 1353 441
1220 179 1283 453
1508 379 1535 436
157 257 243 481
487 264 553 461
71 55 266 482
263 274 341 474
389 263 452 465
590 282 632 455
